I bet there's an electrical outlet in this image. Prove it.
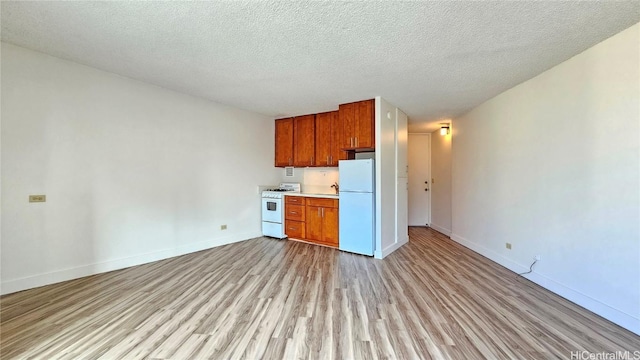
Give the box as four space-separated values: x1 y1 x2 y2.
535 255 541 261
506 243 512 250
29 195 46 203
221 225 227 230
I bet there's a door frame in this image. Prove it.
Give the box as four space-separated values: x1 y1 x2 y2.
408 132 432 226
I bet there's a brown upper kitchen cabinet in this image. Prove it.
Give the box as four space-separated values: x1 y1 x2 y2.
315 111 347 167
355 99 375 148
293 114 316 167
339 99 375 151
330 110 349 164
275 100 371 167
339 102 356 150
275 118 294 167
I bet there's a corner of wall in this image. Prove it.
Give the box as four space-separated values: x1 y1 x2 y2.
450 233 640 335
1 231 261 295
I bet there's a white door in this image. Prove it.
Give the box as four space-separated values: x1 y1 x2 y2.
396 177 408 242
408 133 431 226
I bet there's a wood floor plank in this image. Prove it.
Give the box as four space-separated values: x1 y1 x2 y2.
2 227 639 359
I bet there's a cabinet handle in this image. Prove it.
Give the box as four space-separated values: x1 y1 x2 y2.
329 155 333 165
290 211 297 214
350 137 353 147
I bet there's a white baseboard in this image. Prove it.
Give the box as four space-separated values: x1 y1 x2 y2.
429 223 452 236
1 231 261 295
450 233 640 335
375 237 408 259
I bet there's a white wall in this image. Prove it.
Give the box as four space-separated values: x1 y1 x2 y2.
279 167 339 195
1 43 281 294
375 97 408 258
451 23 639 334
395 109 408 245
430 127 451 235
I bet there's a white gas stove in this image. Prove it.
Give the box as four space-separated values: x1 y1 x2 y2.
261 182 301 238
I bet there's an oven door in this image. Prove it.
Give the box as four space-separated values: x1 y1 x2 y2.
261 197 283 223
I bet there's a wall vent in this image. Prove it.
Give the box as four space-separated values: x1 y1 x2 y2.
285 167 294 177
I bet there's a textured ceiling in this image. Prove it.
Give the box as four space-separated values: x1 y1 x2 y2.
2 1 639 132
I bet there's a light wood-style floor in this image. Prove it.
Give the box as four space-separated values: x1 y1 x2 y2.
1 227 639 359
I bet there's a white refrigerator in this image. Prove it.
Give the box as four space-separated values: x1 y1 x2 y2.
339 159 375 256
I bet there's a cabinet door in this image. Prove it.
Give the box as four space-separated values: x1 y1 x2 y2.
285 204 305 222
355 99 375 149
305 205 323 242
339 102 356 150
293 115 316 167
330 110 347 166
285 196 304 205
275 118 294 167
285 220 305 239
322 207 339 246
306 197 337 208
315 112 332 167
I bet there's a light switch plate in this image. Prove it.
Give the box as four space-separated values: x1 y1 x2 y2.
29 195 46 202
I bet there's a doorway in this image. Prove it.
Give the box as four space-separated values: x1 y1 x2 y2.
408 133 431 226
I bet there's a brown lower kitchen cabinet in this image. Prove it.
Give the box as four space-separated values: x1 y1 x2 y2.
306 199 339 247
284 196 338 248
285 219 305 239
284 196 306 239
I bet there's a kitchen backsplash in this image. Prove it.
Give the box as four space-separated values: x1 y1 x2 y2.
282 167 339 194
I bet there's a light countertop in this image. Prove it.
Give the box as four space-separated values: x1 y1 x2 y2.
285 192 339 199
